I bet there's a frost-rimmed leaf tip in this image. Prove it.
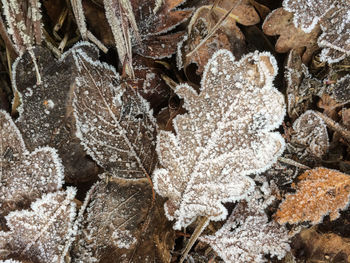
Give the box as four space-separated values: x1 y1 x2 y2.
153 49 286 230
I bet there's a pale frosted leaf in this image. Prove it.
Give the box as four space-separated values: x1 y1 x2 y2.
0 110 63 218
200 191 290 263
292 110 329 158
14 42 100 182
72 177 175 263
0 188 77 263
72 48 157 179
153 49 286 229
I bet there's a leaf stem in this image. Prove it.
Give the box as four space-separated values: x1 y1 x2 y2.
179 216 210 263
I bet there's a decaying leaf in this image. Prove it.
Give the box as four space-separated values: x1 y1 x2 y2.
291 110 329 159
294 227 350 263
276 167 350 224
284 50 324 120
153 49 286 229
0 188 77 263
200 190 290 263
72 177 175 263
13 42 100 183
262 8 320 63
0 110 64 219
72 46 158 179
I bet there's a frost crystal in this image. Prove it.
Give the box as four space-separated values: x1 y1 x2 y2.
0 110 64 217
72 47 157 179
200 190 290 263
153 49 286 229
0 189 77 263
283 0 350 63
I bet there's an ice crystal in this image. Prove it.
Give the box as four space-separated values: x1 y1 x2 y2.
283 0 350 63
0 110 64 217
200 189 290 263
153 49 286 229
276 167 350 224
72 47 157 179
0 188 77 263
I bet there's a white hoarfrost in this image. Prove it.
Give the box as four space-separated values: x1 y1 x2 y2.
153 49 286 229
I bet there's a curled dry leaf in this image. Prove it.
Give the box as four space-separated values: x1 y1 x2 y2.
0 188 77 263
262 8 320 63
276 167 350 225
72 177 175 263
72 46 158 179
153 49 286 229
129 55 171 112
291 110 329 159
13 43 100 183
284 50 323 120
200 190 290 263
0 110 64 220
179 0 263 77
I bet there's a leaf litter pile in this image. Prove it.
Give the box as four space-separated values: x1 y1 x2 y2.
0 0 349 262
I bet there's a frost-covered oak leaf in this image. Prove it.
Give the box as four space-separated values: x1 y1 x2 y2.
0 188 77 263
153 49 286 229
72 177 175 263
200 192 290 263
282 0 349 63
0 110 63 218
72 47 157 179
276 167 350 224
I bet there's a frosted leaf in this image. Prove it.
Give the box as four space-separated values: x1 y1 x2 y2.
72 178 175 263
282 0 350 63
1 0 42 54
0 110 64 219
291 110 329 158
72 48 157 179
262 8 320 63
14 43 100 182
130 0 192 58
200 191 290 263
0 188 77 263
327 75 350 104
153 49 286 229
276 167 350 224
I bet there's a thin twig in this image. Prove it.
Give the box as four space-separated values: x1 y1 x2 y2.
179 216 210 263
278 157 310 170
315 111 350 142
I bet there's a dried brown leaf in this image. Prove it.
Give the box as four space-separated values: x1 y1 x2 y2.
0 110 64 221
0 189 77 263
262 8 320 63
13 43 100 183
72 178 175 263
72 46 158 179
276 167 350 224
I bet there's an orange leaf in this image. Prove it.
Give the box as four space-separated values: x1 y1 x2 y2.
276 167 350 225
